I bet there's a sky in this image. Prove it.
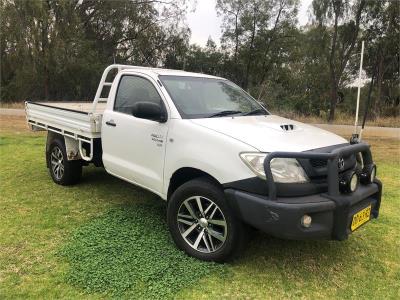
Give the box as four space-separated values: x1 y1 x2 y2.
186 0 313 46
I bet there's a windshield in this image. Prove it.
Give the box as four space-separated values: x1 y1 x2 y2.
159 75 268 119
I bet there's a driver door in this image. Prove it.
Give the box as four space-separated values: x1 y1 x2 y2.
101 74 169 195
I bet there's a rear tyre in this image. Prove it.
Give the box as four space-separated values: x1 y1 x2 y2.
167 177 246 262
47 138 82 185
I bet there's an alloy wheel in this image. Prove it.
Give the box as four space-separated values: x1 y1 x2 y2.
177 196 227 253
51 146 64 180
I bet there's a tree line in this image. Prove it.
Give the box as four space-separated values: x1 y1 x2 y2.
1 0 399 121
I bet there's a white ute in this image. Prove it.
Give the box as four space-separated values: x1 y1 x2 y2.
26 64 382 261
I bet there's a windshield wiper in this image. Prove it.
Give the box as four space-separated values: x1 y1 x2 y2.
208 110 242 118
243 108 267 116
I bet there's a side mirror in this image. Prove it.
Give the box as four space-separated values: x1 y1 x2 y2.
132 101 167 123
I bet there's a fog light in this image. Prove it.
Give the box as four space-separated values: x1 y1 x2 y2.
350 173 358 192
360 164 376 184
370 166 376 182
340 171 359 193
301 215 312 228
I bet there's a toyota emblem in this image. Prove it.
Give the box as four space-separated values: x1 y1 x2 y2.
338 157 345 170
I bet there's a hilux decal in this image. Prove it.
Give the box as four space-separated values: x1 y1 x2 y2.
151 133 164 147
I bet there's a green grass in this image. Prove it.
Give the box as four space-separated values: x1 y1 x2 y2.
0 130 399 299
59 205 225 299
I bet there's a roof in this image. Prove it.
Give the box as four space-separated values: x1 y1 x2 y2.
120 65 224 80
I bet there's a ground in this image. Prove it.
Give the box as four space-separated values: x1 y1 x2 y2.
0 115 399 299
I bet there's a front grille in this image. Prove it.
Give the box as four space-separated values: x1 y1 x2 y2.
310 158 327 168
299 152 357 181
309 155 356 170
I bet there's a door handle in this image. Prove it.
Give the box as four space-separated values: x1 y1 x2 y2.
105 120 116 127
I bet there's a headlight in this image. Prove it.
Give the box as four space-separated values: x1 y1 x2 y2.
239 153 266 179
240 153 309 183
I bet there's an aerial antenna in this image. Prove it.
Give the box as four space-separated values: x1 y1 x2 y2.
350 40 365 144
359 45 381 141
359 68 376 140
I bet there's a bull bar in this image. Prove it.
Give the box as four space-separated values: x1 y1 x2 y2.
263 143 380 240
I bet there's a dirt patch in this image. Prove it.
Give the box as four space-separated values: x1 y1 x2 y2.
0 115 30 134
363 136 400 163
314 124 400 139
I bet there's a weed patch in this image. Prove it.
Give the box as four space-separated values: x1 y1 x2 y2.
59 201 226 299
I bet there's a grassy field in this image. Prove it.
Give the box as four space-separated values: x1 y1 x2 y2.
0 115 399 299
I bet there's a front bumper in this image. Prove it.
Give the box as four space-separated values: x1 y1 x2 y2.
225 179 382 240
225 142 382 240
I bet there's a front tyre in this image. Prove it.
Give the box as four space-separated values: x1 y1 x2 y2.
167 177 246 262
47 138 82 186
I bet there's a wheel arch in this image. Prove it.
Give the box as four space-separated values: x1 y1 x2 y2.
46 132 80 163
167 167 222 200
45 132 102 166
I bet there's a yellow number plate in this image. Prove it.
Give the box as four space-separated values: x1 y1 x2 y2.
351 205 372 231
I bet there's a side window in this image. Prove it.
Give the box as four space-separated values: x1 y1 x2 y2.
114 75 162 115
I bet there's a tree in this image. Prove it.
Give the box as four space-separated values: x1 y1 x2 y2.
217 0 298 89
363 0 399 117
312 0 366 121
0 0 189 102
1 0 398 121
1 0 88 100
75 0 188 66
217 0 244 61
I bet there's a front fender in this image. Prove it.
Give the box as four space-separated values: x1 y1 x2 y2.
163 119 257 196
